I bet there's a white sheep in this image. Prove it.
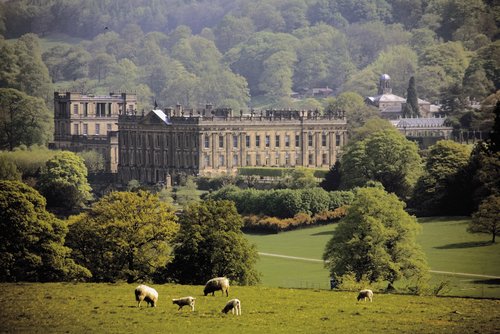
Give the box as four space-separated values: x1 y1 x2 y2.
204 277 230 296
135 284 158 307
357 289 373 302
172 296 196 311
222 298 241 315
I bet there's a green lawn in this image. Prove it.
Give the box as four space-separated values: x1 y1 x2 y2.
245 217 500 297
1 283 499 333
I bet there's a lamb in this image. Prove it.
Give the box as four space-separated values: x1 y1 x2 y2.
357 289 373 302
222 298 241 315
203 277 230 296
172 296 196 311
135 284 158 307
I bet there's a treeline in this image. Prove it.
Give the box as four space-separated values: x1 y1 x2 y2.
0 0 498 130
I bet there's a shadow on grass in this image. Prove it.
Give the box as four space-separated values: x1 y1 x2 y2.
418 216 470 224
310 231 334 236
471 279 500 285
435 241 492 249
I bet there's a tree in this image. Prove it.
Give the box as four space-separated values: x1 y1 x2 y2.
468 195 500 243
0 88 52 150
411 140 473 215
0 180 91 282
66 191 179 283
37 151 93 211
77 150 105 174
323 186 429 288
168 200 260 285
281 167 317 189
403 76 420 117
340 128 423 198
320 160 342 191
0 155 21 181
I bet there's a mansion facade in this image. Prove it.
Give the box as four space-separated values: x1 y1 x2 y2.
117 106 347 184
52 92 137 173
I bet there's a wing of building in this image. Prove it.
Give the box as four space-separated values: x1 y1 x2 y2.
117 106 347 185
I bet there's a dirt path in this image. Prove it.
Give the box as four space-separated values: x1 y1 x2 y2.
258 252 500 279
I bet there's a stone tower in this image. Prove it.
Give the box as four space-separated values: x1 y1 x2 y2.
378 73 392 95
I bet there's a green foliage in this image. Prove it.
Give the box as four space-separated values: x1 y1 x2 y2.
0 88 52 150
340 128 423 198
77 150 105 174
403 76 420 117
281 166 318 189
66 191 179 283
469 195 500 243
323 187 429 287
168 200 260 285
411 140 473 215
175 176 200 206
0 180 91 282
37 151 93 210
0 146 57 179
0 156 21 181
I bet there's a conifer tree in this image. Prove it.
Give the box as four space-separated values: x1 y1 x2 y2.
404 76 420 117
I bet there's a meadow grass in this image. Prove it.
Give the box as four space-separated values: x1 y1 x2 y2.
1 283 499 334
245 217 500 297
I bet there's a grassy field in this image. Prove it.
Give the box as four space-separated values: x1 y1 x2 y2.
245 217 500 297
1 283 499 333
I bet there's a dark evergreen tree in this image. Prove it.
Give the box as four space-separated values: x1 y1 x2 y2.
404 76 419 117
320 160 342 191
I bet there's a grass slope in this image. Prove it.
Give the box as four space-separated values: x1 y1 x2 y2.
1 283 499 333
245 217 500 297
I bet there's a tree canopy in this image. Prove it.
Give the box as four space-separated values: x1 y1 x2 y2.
65 191 179 283
323 186 429 288
168 200 260 285
0 180 91 282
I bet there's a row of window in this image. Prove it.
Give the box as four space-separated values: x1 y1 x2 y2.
203 152 329 168
204 133 341 149
73 123 113 136
69 103 135 117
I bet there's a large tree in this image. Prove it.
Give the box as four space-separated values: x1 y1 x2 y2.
411 140 473 215
0 88 52 150
468 195 500 243
168 200 260 285
37 151 93 210
403 76 420 117
340 128 423 198
0 180 91 282
323 186 429 288
66 191 179 283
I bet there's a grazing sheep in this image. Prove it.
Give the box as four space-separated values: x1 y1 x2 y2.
172 297 196 311
204 277 230 296
135 284 158 307
222 298 241 315
357 289 373 302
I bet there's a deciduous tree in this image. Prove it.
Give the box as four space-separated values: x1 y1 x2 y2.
468 195 500 243
66 191 179 282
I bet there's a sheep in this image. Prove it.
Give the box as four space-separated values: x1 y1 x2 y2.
135 284 158 307
222 298 241 315
172 296 196 311
357 289 373 302
203 277 230 296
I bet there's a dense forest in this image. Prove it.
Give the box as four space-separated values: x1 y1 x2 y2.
0 0 499 134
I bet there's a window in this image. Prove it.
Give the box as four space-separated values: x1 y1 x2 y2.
265 135 270 147
308 133 313 147
295 134 300 147
219 154 225 167
285 135 290 147
73 104 78 115
83 103 88 117
177 134 182 147
256 135 260 147
233 154 238 166
73 124 78 135
308 153 314 165
204 134 210 148
95 123 100 135
275 135 280 148
322 134 327 146
219 135 224 148
107 123 112 132
83 124 88 135
285 152 290 165
246 154 251 166
156 135 161 147
256 154 261 166
97 103 105 117
336 134 341 146
245 135 250 148
275 152 279 165
233 135 238 148
204 154 210 167
322 153 328 165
